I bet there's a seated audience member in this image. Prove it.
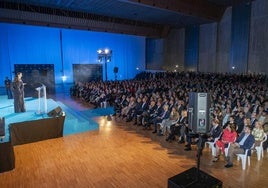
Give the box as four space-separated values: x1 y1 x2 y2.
258 110 268 125
263 121 268 150
142 99 157 128
239 117 251 135
206 118 223 142
235 111 245 135
225 125 255 168
184 118 222 151
160 107 180 136
165 109 187 142
127 97 142 122
152 104 170 135
222 107 231 127
243 106 252 119
133 96 149 125
121 96 136 119
223 115 236 129
250 112 258 130
144 99 163 129
213 123 237 162
252 121 265 147
114 94 128 116
98 93 107 108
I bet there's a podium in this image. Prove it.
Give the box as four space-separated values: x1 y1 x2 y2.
35 83 48 114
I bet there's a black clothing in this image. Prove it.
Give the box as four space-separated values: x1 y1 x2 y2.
4 78 12 99
11 80 26 113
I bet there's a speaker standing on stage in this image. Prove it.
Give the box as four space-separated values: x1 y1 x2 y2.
11 72 26 113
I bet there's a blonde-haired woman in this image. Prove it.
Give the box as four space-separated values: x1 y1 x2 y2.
252 121 265 147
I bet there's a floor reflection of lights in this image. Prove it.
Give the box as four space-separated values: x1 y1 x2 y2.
99 116 112 130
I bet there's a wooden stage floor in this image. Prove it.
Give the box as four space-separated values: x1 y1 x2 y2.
0 97 267 188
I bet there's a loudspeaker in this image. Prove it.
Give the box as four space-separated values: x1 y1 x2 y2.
188 92 211 134
168 167 222 188
47 106 62 117
113 67 119 74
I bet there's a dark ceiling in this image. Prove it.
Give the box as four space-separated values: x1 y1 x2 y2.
0 0 254 37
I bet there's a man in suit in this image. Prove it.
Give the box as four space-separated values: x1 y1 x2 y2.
184 118 222 151
4 76 12 99
151 104 170 135
235 111 245 135
250 112 258 130
165 109 188 142
225 125 255 168
142 100 157 129
133 96 149 125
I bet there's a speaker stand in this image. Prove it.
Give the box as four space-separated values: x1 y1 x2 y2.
167 134 222 188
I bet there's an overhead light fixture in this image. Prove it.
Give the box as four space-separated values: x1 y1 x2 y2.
61 75 67 82
97 48 112 81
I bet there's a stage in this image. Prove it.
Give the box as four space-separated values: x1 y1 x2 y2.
0 94 114 173
0 95 114 142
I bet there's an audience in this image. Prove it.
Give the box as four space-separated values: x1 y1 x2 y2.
71 71 267 167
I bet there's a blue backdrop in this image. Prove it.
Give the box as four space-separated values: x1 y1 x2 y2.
185 26 199 71
0 23 146 85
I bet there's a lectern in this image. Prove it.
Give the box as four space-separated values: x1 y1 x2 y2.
35 83 48 114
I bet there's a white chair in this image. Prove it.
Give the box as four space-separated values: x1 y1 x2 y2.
205 133 222 157
236 144 255 170
224 143 231 157
206 141 217 156
253 133 267 160
224 137 237 157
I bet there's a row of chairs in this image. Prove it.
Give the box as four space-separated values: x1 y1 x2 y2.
206 133 268 170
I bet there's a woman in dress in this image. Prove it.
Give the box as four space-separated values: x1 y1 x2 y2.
213 123 237 162
11 72 26 113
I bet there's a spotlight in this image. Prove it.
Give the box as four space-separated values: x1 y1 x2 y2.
104 49 110 54
97 48 112 81
61 75 67 82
